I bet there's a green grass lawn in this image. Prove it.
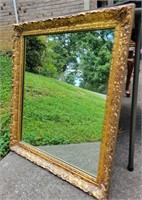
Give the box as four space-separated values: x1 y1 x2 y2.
0 54 12 157
23 72 106 146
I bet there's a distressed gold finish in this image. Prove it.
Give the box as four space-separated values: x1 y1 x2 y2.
10 4 135 200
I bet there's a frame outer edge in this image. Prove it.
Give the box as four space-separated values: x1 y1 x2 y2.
96 4 135 199
10 4 135 200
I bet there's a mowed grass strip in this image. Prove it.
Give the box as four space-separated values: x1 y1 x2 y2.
0 55 12 157
23 72 106 146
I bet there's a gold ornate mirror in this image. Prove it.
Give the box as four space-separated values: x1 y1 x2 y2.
10 4 135 200
22 29 115 177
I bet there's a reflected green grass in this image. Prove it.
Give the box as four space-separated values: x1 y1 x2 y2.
22 72 106 146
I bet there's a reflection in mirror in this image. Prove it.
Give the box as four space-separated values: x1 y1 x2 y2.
22 30 114 176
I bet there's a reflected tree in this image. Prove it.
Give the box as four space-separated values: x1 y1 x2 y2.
26 30 114 93
26 36 46 73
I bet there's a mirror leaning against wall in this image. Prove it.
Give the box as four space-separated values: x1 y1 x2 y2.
22 30 114 177
10 4 135 200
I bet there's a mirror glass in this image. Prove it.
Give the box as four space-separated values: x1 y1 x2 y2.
22 30 114 176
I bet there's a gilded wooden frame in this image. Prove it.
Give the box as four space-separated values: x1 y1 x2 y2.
10 4 135 200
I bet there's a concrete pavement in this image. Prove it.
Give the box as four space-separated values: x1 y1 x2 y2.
0 61 141 200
